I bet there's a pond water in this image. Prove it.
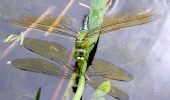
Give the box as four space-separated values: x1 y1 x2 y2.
0 0 170 100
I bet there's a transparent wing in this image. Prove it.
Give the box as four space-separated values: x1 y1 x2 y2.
12 58 74 79
88 77 128 100
88 9 160 36
87 59 132 81
11 15 78 38
23 38 70 65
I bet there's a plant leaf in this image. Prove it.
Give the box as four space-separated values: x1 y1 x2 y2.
35 87 41 100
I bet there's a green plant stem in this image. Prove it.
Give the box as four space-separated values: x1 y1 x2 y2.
62 72 78 100
73 74 86 100
73 61 87 100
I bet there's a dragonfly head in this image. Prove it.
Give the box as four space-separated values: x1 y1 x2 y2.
74 29 89 61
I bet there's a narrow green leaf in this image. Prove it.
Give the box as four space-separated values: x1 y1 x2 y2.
35 87 42 100
95 81 111 97
92 81 111 100
98 81 111 94
19 32 25 45
3 34 17 43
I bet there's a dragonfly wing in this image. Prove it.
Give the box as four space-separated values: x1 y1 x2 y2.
23 38 69 64
11 15 78 38
12 58 73 78
88 77 128 100
88 9 159 36
87 59 132 81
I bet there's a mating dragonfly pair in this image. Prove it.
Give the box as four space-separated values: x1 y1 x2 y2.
10 8 159 100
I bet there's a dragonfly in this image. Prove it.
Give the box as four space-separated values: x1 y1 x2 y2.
9 4 159 100
12 37 132 100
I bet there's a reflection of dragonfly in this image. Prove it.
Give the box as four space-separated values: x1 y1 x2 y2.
10 9 158 100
